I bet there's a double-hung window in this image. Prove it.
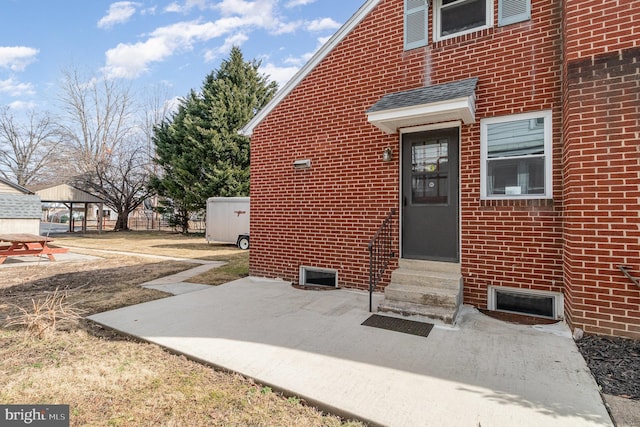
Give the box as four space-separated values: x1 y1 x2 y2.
434 0 493 41
480 111 553 199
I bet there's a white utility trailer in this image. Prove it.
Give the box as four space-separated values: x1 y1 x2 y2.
205 197 250 249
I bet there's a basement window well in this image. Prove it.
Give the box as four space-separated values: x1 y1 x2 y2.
299 266 338 288
488 286 563 319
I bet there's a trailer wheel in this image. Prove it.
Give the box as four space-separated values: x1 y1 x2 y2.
237 235 250 250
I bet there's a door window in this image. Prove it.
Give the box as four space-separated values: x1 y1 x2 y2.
411 139 449 205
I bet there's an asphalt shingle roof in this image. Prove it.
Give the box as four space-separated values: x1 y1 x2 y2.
0 194 42 219
367 77 478 113
0 176 32 194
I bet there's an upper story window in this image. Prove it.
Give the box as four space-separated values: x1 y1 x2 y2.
480 111 553 200
409 0 530 46
434 0 493 41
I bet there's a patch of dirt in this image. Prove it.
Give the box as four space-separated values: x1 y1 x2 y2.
576 334 640 400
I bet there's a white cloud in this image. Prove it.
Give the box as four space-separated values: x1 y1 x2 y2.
164 0 209 13
140 6 157 15
98 2 140 29
285 0 316 7
0 46 39 72
163 96 183 116
260 62 299 88
216 0 257 16
8 100 38 110
317 35 332 45
164 2 182 13
0 78 35 96
215 0 279 30
271 20 302 35
102 1 286 79
204 33 249 62
102 20 231 78
306 18 340 32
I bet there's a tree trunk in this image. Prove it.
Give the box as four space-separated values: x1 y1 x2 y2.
178 207 189 234
113 211 130 231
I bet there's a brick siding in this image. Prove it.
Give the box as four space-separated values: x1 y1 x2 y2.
250 0 565 307
250 0 640 337
250 0 421 287
563 0 640 338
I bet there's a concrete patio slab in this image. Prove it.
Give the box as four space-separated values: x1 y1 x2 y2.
89 277 613 427
142 282 214 295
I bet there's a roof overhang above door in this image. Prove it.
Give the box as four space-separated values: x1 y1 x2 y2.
366 77 478 134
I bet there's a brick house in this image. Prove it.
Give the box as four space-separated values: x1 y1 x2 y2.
240 0 640 338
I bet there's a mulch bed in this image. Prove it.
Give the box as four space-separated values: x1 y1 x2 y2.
576 334 640 400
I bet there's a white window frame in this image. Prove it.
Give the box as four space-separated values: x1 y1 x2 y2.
299 266 338 288
434 0 494 42
480 110 553 200
488 286 564 320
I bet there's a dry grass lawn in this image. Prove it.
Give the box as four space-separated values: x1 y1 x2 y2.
0 231 363 426
53 231 240 260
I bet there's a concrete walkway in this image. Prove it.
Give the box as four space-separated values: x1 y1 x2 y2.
89 277 613 427
50 246 227 295
139 260 226 295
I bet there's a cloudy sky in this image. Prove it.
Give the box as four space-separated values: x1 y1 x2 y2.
0 0 363 111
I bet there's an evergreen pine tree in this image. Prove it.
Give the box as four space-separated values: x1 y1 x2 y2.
150 47 277 233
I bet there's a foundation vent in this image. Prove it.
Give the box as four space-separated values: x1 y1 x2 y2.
488 286 563 319
299 266 338 288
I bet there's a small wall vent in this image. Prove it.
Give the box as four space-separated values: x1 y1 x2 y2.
488 286 563 319
299 266 338 288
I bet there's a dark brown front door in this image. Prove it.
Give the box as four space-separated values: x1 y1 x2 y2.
402 129 459 262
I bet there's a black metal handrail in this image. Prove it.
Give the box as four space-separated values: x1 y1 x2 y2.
368 209 396 312
618 265 640 288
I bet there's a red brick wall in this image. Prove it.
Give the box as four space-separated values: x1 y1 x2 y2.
249 0 419 287
250 1 564 307
426 2 564 308
563 0 640 61
563 0 640 338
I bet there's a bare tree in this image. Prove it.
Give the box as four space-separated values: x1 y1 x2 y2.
0 107 62 186
73 140 152 231
58 68 144 230
140 85 174 163
58 67 135 174
138 85 175 228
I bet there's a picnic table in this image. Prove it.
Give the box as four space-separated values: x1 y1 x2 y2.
0 233 69 264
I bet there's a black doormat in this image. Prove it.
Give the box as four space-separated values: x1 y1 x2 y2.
362 314 433 338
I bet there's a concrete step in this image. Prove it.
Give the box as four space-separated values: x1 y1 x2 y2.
377 300 459 325
384 281 460 308
391 268 462 290
379 259 463 325
399 259 461 274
